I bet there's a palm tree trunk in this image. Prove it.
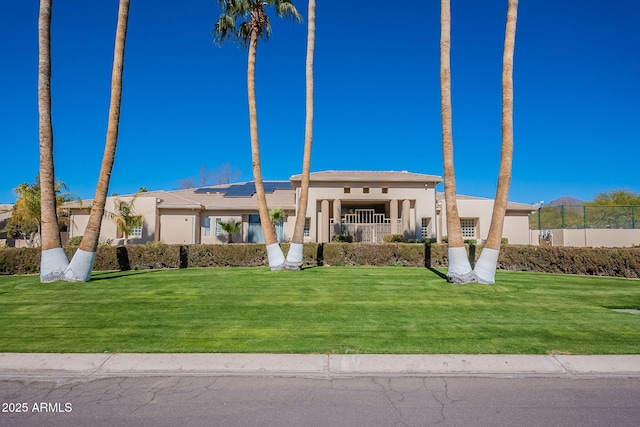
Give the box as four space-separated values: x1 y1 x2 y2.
475 0 518 284
65 0 130 281
440 0 475 284
39 0 69 283
286 0 316 270
248 30 284 270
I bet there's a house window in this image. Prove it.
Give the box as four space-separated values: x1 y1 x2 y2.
363 187 370 194
421 218 431 239
460 218 476 238
203 217 211 237
129 224 143 238
215 218 222 236
304 217 310 237
344 187 350 194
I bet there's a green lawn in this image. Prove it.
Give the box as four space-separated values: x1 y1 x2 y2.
0 267 638 354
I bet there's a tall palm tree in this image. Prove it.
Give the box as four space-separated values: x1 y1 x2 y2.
39 0 69 282
285 0 315 270
474 0 518 284
65 0 130 281
213 0 301 270
440 0 475 284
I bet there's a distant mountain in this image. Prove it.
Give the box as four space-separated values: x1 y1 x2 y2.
547 196 584 207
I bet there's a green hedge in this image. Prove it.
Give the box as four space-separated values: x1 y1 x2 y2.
1 243 640 278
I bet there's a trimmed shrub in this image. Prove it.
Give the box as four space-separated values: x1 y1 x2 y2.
332 235 353 243
383 234 404 243
2 243 640 278
323 243 426 267
0 248 40 275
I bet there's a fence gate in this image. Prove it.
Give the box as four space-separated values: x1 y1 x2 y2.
337 209 391 242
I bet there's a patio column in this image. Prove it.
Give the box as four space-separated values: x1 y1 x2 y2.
402 199 411 238
320 199 330 243
333 199 342 237
390 199 398 234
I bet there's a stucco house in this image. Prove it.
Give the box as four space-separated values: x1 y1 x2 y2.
66 170 536 246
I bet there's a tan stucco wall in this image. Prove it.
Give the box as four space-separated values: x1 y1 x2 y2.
532 228 640 247
502 214 532 245
159 209 199 244
69 195 157 245
440 199 531 244
199 213 243 244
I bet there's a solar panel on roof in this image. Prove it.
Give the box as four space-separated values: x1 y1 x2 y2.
223 181 291 197
223 182 255 197
193 181 290 197
194 187 225 194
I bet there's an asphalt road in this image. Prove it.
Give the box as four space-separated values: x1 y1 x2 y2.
1 376 639 427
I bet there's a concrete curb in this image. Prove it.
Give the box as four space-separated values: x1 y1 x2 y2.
0 353 639 379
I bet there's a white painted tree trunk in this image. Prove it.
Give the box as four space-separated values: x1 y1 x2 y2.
40 248 69 283
64 249 96 282
474 247 500 284
284 242 304 270
447 246 476 284
266 243 285 271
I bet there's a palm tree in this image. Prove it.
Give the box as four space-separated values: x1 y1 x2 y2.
220 221 242 243
440 0 475 284
9 180 76 248
65 0 130 281
112 196 143 244
213 0 301 270
285 0 315 270
38 0 69 282
474 0 519 284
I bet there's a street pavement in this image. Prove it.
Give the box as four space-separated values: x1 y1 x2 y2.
1 353 639 379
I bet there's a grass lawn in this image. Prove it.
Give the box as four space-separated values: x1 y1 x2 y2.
0 266 638 354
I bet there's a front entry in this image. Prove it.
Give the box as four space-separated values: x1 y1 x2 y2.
334 208 393 243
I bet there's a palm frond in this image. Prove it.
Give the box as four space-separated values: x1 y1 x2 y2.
213 13 236 46
272 0 301 23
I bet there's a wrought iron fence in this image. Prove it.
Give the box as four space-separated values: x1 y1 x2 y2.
530 205 638 230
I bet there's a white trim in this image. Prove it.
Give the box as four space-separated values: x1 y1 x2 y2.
285 243 304 270
474 248 500 284
64 249 96 282
40 248 69 283
446 246 476 284
266 243 285 270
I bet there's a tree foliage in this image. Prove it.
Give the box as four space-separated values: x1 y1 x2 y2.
590 189 640 206
220 220 241 243
3 179 75 245
212 0 301 48
111 195 143 243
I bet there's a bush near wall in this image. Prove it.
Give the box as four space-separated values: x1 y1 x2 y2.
323 243 430 267
1 244 640 278
497 246 640 278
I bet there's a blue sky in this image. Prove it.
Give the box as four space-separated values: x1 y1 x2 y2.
1 1 638 205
